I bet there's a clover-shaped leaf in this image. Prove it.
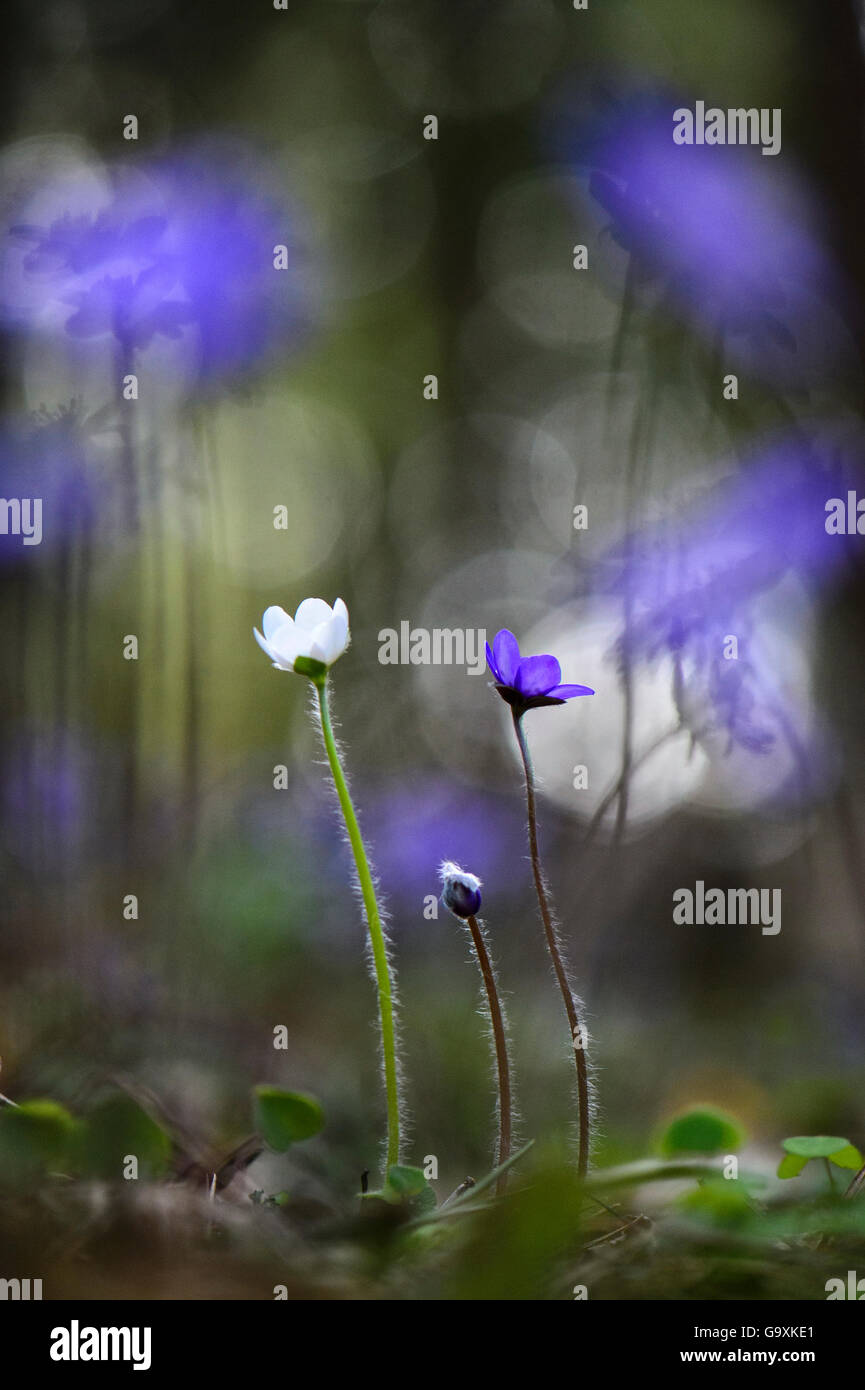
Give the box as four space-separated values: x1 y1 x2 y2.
382 1164 437 1213
78 1094 171 1179
678 1177 753 1227
660 1106 744 1157
777 1135 863 1179
0 1098 78 1175
253 1087 324 1152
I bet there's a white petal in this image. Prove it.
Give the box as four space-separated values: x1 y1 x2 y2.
308 639 329 663
262 606 292 641
255 627 291 669
322 614 349 664
295 597 333 631
266 621 304 669
307 620 338 665
331 600 350 654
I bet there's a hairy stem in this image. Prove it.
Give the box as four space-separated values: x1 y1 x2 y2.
315 677 400 1171
512 708 590 1178
465 913 512 1193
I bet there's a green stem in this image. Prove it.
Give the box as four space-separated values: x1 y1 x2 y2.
314 677 400 1171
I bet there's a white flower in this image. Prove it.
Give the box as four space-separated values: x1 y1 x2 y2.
254 597 350 673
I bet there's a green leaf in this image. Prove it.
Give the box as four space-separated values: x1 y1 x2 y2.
0 1099 78 1175
660 1106 745 1157
405 1140 538 1228
781 1135 851 1160
587 1157 727 1189
253 1087 324 1152
827 1143 863 1171
383 1165 437 1212
777 1152 809 1179
384 1165 428 1198
679 1178 753 1226
446 1139 537 1208
78 1095 171 1180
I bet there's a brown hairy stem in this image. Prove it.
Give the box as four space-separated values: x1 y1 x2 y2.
512 707 590 1178
466 913 512 1193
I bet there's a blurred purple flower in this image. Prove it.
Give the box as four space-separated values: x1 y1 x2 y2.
12 209 167 276
603 440 855 662
0 403 101 564
10 210 192 353
65 267 193 350
598 439 858 760
2 729 96 874
6 137 312 385
343 780 523 916
559 92 832 356
704 647 776 756
486 628 594 712
149 139 312 383
241 776 524 925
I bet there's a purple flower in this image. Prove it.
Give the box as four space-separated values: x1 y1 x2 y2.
485 629 594 712
548 89 833 375
9 209 193 353
5 138 312 387
593 437 854 763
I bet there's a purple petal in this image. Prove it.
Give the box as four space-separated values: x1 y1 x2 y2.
485 641 500 682
492 629 521 686
515 653 561 696
547 683 595 699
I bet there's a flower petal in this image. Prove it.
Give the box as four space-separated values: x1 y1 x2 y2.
485 641 500 682
267 621 304 668
309 618 344 666
262 606 293 641
492 629 521 686
547 682 595 699
326 607 350 662
295 597 334 630
515 653 561 696
254 626 295 670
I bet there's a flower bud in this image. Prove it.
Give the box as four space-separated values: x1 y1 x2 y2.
439 861 482 919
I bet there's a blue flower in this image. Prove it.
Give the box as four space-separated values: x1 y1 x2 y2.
485 628 594 712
